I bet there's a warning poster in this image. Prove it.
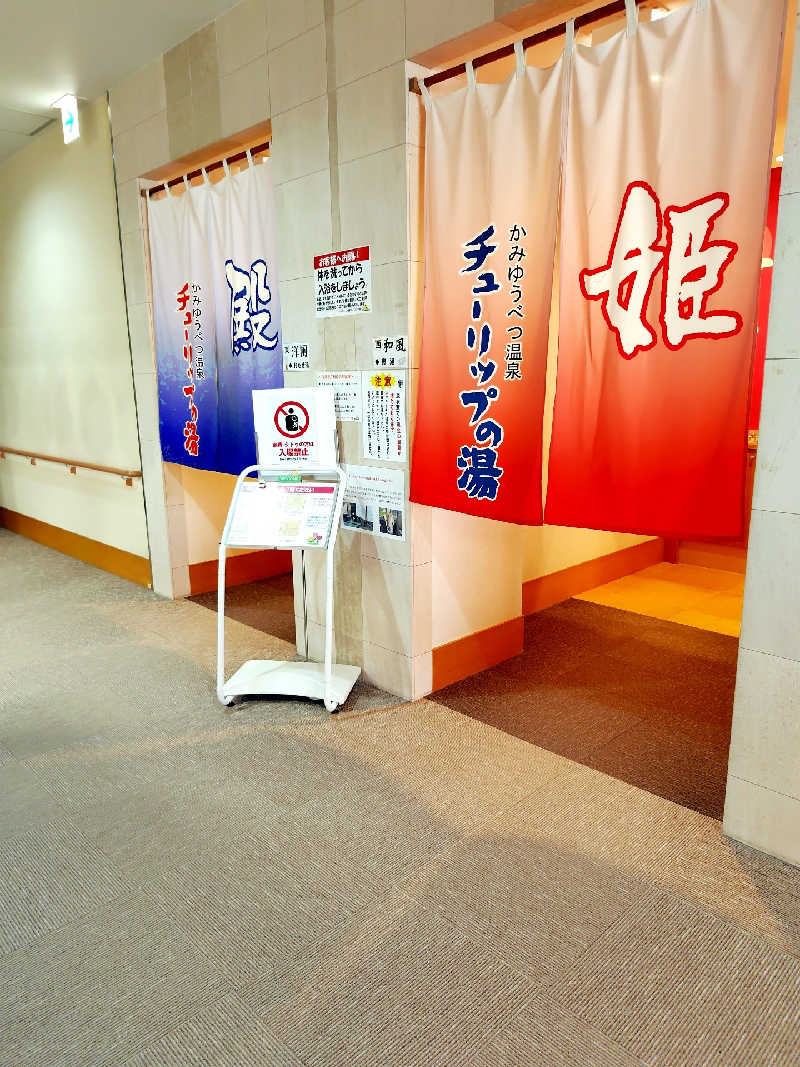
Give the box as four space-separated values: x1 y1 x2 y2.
362 371 406 462
314 246 371 317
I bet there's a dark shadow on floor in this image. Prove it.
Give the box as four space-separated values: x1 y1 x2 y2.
189 571 399 715
434 599 738 820
190 573 296 643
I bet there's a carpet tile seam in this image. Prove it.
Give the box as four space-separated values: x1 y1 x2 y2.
238 883 536 1009
549 888 800 1008
582 714 730 766
0 881 194 969
4 756 106 829
397 869 595 986
471 983 652 1067
116 990 305 1067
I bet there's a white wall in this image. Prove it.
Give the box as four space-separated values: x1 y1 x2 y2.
0 95 148 558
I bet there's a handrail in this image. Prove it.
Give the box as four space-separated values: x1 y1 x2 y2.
0 446 142 485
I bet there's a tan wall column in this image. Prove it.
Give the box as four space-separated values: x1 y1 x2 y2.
724 9 800 868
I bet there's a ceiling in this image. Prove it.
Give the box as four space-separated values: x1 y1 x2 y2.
0 0 240 163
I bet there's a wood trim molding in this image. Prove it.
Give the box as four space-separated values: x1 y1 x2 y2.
0 508 151 587
432 616 524 691
522 538 665 615
188 549 292 595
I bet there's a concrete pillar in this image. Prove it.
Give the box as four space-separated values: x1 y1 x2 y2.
724 7 800 868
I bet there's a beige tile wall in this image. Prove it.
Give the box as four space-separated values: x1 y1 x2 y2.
111 0 505 696
724 8 800 867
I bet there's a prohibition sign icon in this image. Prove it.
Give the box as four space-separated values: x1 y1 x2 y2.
274 400 310 439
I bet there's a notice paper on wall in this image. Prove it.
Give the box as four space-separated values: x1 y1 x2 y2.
315 371 362 421
315 246 371 317
366 373 409 460
342 465 405 540
228 481 337 549
362 372 407 462
283 342 311 372
372 336 408 369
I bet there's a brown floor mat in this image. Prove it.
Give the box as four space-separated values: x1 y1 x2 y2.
434 599 738 819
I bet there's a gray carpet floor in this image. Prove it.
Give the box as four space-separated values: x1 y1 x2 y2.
2 528 800 1066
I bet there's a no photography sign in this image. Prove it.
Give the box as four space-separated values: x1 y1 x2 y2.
252 387 337 468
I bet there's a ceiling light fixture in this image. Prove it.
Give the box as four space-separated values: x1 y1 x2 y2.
52 94 80 144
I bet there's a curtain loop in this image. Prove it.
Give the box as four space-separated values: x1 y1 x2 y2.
245 147 253 167
201 167 210 185
182 174 190 193
565 18 576 55
222 157 231 177
164 180 172 198
419 75 432 105
625 0 638 36
514 39 526 77
465 59 477 92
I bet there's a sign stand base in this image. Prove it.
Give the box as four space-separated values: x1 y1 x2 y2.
222 660 361 707
216 463 361 713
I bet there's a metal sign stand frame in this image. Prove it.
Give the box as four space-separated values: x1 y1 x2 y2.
216 462 361 712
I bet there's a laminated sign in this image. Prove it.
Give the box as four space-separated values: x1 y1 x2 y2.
252 386 337 469
228 482 337 549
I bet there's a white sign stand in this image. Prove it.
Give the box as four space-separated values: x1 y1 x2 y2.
216 388 361 712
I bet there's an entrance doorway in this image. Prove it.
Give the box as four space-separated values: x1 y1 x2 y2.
435 572 739 819
419 0 795 822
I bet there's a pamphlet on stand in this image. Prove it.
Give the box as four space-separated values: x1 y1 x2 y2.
216 386 361 711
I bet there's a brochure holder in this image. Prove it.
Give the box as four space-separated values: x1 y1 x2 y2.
216 386 360 712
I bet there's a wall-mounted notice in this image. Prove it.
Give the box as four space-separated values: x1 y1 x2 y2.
315 246 371 317
228 482 337 549
283 342 311 372
315 371 362 421
342 465 405 540
372 336 409 369
362 372 407 462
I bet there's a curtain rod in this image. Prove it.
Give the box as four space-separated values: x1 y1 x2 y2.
143 140 271 198
408 0 649 94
